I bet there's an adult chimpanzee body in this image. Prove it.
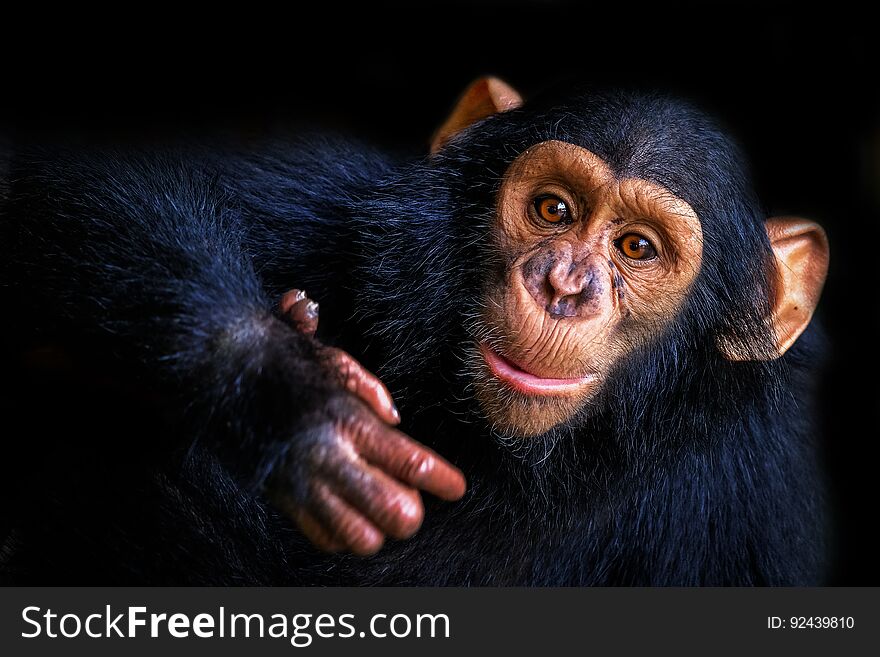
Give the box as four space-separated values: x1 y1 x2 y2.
0 81 829 585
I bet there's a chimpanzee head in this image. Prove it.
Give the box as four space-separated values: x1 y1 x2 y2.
425 79 829 438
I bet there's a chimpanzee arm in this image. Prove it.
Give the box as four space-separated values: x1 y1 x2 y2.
1 145 464 554
4 148 282 466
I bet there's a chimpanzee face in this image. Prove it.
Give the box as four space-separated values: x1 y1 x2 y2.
471 140 703 436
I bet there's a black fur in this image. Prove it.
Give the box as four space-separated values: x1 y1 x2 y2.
0 89 828 585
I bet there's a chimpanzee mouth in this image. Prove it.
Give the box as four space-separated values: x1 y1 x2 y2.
478 342 596 396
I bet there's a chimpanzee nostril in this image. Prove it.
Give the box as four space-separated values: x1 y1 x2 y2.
580 271 598 301
548 298 577 318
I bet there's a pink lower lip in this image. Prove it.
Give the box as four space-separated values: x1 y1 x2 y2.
479 343 595 395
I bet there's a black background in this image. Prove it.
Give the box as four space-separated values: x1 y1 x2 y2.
2 2 877 584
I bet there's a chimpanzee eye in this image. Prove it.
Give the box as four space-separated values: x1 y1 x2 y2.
533 195 571 224
615 233 657 260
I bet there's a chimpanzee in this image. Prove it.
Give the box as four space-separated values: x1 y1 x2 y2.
0 78 829 585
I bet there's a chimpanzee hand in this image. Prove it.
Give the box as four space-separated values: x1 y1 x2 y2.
268 289 466 555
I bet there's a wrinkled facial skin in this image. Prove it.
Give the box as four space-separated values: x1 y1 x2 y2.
471 141 704 437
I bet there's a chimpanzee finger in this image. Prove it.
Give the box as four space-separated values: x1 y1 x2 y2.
310 481 385 556
330 349 400 425
279 288 319 336
294 509 347 553
264 490 347 553
322 455 424 540
354 424 467 501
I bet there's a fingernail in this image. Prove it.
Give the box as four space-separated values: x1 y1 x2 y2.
294 289 307 302
306 300 319 319
391 403 401 423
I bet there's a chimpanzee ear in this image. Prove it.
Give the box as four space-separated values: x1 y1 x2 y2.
430 77 523 154
722 217 829 361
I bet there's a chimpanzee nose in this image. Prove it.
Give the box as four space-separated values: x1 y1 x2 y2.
523 247 604 319
547 259 600 318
